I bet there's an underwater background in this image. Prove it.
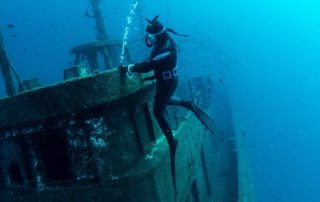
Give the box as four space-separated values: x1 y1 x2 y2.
1 0 320 201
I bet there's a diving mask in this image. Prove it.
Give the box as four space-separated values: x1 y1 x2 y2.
145 27 166 47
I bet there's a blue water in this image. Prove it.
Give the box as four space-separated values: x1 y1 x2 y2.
1 0 320 201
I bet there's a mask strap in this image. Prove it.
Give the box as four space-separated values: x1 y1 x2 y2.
147 27 166 37
166 28 188 37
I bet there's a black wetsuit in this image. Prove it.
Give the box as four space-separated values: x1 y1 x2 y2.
132 36 178 154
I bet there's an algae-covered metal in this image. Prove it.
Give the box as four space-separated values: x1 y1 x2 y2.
0 71 253 201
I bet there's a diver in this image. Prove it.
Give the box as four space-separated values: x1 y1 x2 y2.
119 16 187 198
119 15 216 197
120 15 216 153
119 15 185 158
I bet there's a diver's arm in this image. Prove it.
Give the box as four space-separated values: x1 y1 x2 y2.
133 51 175 72
131 61 153 73
149 51 176 67
119 51 175 73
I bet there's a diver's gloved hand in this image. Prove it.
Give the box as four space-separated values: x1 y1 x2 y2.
118 65 128 72
118 64 134 73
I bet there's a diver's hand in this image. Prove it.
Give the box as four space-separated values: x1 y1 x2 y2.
118 64 134 73
118 65 128 72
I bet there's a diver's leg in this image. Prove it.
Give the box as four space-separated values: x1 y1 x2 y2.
154 79 180 197
153 103 177 156
169 96 195 111
153 80 178 155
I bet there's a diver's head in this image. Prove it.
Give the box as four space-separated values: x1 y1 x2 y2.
145 15 168 47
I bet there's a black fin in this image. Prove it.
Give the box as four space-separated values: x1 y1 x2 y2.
171 156 177 201
145 15 159 24
176 101 221 136
170 139 178 201
145 17 152 24
192 105 223 136
152 15 159 22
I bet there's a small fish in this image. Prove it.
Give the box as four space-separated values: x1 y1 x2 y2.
11 34 17 38
71 30 78 35
6 24 15 28
241 131 246 137
84 9 94 18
